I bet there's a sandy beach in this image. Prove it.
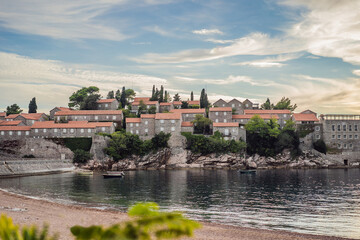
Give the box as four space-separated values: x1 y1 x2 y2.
0 189 353 240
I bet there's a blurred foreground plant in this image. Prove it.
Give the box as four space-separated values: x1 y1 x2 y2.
71 202 201 240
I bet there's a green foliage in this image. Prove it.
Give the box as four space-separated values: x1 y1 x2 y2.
159 85 164 102
115 89 121 102
28 97 38 113
173 93 181 102
191 114 212 134
64 138 92 152
180 101 189 109
137 100 147 116
120 87 127 108
0 214 58 240
297 124 315 138
190 91 194 101
199 89 209 109
73 149 92 164
148 106 157 114
188 104 200 109
273 97 297 111
104 132 171 161
68 86 100 110
6 104 22 116
261 98 273 110
107 90 115 99
182 132 246 155
313 139 327 154
283 119 296 131
71 202 200 240
22 154 36 158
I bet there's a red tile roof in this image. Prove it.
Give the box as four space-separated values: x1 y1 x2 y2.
232 114 279 119
56 107 72 111
134 97 150 102
141 114 156 119
171 109 206 114
293 113 319 122
5 114 19 119
181 122 194 127
55 110 122 116
187 100 200 105
0 126 31 131
126 118 142 123
6 113 45 120
173 101 182 105
160 102 172 106
213 122 239 127
88 122 114 127
244 109 291 114
155 113 181 120
97 99 117 103
0 112 6 117
0 120 23 126
209 107 232 112
132 101 158 106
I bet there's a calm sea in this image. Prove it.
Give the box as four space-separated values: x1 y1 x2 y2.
1 169 359 239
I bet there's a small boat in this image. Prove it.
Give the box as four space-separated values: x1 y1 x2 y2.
239 169 256 174
103 171 125 178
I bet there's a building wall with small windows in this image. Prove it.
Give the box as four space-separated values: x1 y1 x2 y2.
97 99 119 110
155 119 181 135
321 115 360 151
209 108 232 123
126 117 156 140
228 99 244 115
0 129 31 140
212 125 246 141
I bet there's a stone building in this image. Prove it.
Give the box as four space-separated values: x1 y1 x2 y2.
0 126 31 139
187 100 200 108
159 102 173 113
213 122 245 141
213 99 228 107
244 109 291 127
209 107 232 123
292 112 319 125
0 112 6 121
131 101 159 113
320 114 360 152
181 122 194 133
96 99 119 110
228 99 243 114
171 108 206 122
126 114 156 140
49 107 72 120
173 101 182 109
5 113 47 126
155 113 181 135
54 110 123 126
0 120 25 126
232 114 279 126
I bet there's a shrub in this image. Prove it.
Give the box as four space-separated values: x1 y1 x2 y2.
73 149 92 164
22 154 36 158
313 139 327 154
151 132 171 149
64 138 92 152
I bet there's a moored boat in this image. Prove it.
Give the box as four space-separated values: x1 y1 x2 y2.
103 171 125 178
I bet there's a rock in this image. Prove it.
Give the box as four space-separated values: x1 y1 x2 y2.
168 148 187 165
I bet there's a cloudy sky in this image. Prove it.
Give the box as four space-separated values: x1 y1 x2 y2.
0 0 359 114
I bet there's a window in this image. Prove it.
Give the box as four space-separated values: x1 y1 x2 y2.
35 129 38 133
344 135 347 139
130 130 133 134
81 129 84 133
171 127 175 131
147 105 149 109
224 119 227 123
331 135 335 139
343 124 347 131
315 126 320 131
84 116 87 119
232 104 235 107
355 135 359 139
88 129 91 133
240 119 243 123
355 125 358 131
224 112 227 116
70 129 75 133
171 120 175 124
57 117 60 121
63 129 67 133
105 104 108 107
283 114 287 117
338 143 342 149
75 116 78 120
332 125 335 131
9 131 13 135
106 116 109 119
349 135 353 139
130 123 133 127
95 116 98 120
145 129 148 133
222 104 225 107
186 114 189 117
215 112 218 116
43 129 47 133
343 143 347 149
1 131 4 136
245 104 249 107
26 131 29 136
349 125 352 131
112 116 116 120
216 119 218 123
316 135 320 139
54 129 58 133
136 130 139 134
337 125 341 131
101 127 106 131
160 120 164 124
145 121 148 125
350 144 353 148
232 128 236 132
17 131 21 136
136 123 139 127
160 127 164 131
337 135 341 139
32 120 34 124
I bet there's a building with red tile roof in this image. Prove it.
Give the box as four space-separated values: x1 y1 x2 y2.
54 110 123 126
5 113 47 126
0 120 25 126
292 113 319 123
96 99 119 110
0 112 6 121
171 108 206 122
212 122 245 141
181 122 194 133
50 107 72 120
209 107 232 124
244 109 291 127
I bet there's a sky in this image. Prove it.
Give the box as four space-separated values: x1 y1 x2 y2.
0 0 360 114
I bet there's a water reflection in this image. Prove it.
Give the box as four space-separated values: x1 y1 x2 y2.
0 169 360 239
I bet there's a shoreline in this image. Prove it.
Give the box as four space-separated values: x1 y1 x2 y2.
0 189 354 240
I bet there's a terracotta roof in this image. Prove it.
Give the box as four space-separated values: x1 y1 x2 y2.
88 122 114 127
293 113 319 122
126 118 142 123
31 121 111 129
187 100 200 105
0 120 23 126
0 112 6 117
134 97 150 102
213 122 239 127
232 114 279 120
53 107 72 111
244 109 291 114
0 126 31 131
173 101 182 105
300 109 317 115
6 113 45 120
155 113 181 120
160 102 172 106
209 107 232 112
97 99 117 103
132 101 158 106
181 122 194 127
141 114 156 119
55 110 122 116
171 109 206 114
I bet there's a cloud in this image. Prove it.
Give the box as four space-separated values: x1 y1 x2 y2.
143 25 174 37
205 39 234 44
234 53 302 68
352 70 360 76
0 52 167 112
192 29 224 35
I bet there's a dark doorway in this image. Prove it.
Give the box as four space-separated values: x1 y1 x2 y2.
344 159 349 166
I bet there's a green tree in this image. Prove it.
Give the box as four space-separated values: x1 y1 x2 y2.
80 94 101 110
261 98 273 110
73 149 91 164
191 91 194 101
28 97 37 113
137 100 147 116
181 101 189 109
164 90 168 102
120 86 126 109
274 97 297 111
68 86 100 109
200 89 209 109
6 104 22 116
191 114 212 134
159 85 164 102
148 106 156 114
173 93 181 101
125 89 136 104
150 85 156 100
107 91 114 99
313 139 327 154
115 89 121 102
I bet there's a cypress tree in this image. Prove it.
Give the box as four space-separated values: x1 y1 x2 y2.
28 97 37 113
155 88 159 101
200 89 205 108
120 86 126 108
107 90 114 99
150 85 156 100
164 90 168 102
191 91 194 101
159 85 164 102
115 89 121 102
